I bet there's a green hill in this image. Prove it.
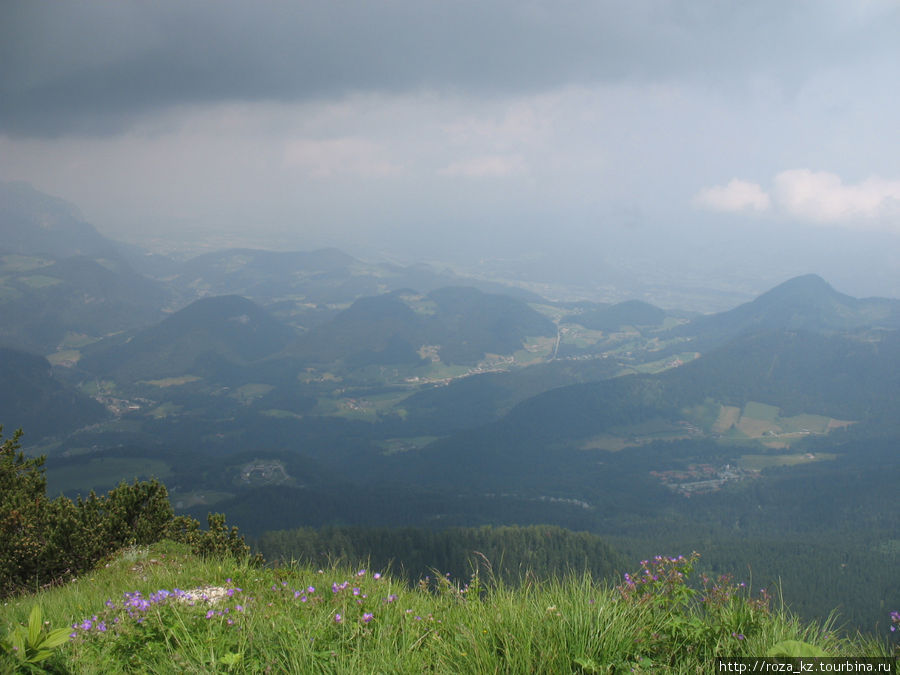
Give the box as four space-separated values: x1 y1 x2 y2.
172 248 543 328
0 347 108 439
292 286 556 366
677 274 900 349
80 295 298 380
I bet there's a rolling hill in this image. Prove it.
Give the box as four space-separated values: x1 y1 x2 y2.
393 325 900 492
292 287 557 367
79 295 299 380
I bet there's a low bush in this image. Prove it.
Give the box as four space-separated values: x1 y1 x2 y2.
0 425 258 598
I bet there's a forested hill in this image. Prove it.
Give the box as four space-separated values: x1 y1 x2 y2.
0 347 108 438
79 295 299 380
676 273 900 350
386 326 900 496
291 287 556 366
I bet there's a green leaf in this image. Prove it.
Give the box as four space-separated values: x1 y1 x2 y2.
219 651 243 666
29 648 53 663
27 605 42 647
573 655 602 673
41 628 72 650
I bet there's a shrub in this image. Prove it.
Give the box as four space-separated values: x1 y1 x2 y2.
0 425 259 598
0 427 48 596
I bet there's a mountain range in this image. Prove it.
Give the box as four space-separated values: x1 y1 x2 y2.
1 182 898 632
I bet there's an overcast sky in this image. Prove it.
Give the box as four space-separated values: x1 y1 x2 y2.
1 0 899 302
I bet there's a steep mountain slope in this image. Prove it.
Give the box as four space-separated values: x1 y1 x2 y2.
0 255 171 353
0 182 172 352
0 181 116 259
80 295 299 380
0 347 108 438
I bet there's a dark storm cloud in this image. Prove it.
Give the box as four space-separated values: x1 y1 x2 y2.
1 0 896 136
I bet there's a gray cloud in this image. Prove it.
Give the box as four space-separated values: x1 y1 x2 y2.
2 0 897 136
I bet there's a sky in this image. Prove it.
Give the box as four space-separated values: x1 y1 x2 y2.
1 0 899 304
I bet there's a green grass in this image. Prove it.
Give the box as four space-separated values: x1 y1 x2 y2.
559 324 607 349
631 352 699 374
140 375 202 388
738 453 838 471
261 409 304 419
314 390 413 422
46 349 81 366
779 413 831 434
78 380 118 397
59 332 100 349
742 402 780 423
19 274 63 288
148 402 182 419
377 436 440 455
1 544 891 673
0 254 52 272
229 383 274 403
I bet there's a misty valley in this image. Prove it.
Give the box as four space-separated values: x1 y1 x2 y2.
2 182 899 635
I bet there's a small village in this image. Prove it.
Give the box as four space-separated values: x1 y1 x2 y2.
650 463 760 497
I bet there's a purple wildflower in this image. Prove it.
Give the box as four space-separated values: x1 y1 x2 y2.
362 613 374 623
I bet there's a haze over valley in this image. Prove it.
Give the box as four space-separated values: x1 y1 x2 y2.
2 0 899 643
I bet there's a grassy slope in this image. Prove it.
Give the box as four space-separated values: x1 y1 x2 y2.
1 543 892 673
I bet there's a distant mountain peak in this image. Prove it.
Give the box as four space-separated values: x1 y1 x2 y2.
0 181 115 258
677 274 900 347
758 274 837 299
